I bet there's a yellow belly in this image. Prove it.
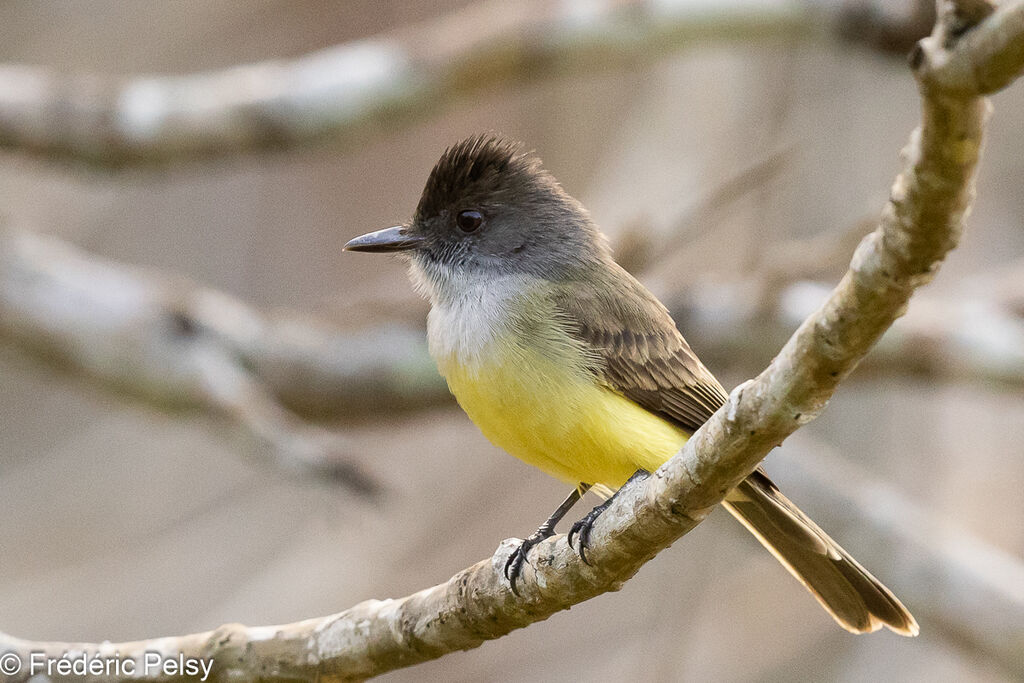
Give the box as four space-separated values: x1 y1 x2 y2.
437 340 689 489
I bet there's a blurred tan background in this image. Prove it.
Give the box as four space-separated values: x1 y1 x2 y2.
1 1 1023 681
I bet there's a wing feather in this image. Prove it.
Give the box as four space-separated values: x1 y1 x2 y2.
552 265 728 433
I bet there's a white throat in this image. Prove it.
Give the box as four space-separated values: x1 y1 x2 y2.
409 258 534 367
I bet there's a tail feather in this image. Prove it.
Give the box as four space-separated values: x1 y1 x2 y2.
724 470 918 636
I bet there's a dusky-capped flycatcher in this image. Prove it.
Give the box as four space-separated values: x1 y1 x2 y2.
344 135 917 636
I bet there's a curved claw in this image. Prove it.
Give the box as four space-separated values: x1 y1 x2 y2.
567 523 581 559
504 529 555 596
568 518 594 565
504 547 527 596
568 499 613 565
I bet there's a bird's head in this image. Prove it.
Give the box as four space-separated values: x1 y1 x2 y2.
344 134 609 294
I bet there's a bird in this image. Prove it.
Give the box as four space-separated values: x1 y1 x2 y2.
344 134 918 636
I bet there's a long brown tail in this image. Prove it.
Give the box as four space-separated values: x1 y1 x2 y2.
723 470 919 636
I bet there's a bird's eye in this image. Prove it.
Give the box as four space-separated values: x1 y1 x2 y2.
456 209 484 233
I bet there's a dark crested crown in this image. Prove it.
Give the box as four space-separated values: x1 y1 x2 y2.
415 134 543 219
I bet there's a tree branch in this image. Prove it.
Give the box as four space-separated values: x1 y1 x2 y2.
0 0 810 165
3 1 1023 679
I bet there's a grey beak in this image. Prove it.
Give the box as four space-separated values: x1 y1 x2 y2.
343 225 424 253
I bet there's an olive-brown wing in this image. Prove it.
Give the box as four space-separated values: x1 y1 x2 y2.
552 275 728 433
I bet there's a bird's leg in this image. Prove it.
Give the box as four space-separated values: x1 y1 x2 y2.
568 469 650 565
505 483 591 595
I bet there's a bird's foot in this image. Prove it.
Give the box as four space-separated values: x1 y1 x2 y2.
504 526 555 596
567 499 613 565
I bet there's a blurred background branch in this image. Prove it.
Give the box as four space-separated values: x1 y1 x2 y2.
0 227 446 493
0 0 813 165
659 239 1024 388
837 0 937 54
776 436 1024 678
